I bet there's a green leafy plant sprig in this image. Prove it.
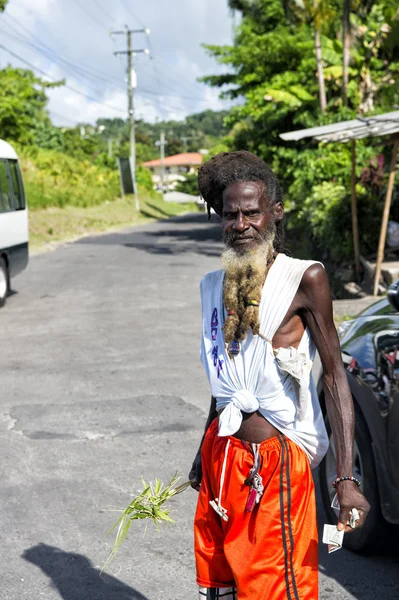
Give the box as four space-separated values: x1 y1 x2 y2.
103 473 190 571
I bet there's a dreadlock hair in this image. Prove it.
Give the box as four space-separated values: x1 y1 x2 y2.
198 151 288 355
221 244 273 354
221 240 274 355
198 150 288 255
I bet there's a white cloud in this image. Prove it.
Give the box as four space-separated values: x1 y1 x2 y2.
0 0 236 125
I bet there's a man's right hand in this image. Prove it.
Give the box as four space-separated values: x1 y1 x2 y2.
189 450 202 491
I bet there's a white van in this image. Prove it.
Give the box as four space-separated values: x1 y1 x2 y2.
0 140 28 307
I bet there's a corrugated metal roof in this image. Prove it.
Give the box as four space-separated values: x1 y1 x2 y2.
143 152 203 167
280 110 399 143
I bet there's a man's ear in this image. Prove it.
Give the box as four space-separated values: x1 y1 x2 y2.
274 202 284 222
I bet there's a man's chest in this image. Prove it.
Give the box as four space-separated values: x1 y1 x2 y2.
272 292 306 349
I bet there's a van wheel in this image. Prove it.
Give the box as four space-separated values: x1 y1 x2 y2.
319 407 387 553
0 257 9 307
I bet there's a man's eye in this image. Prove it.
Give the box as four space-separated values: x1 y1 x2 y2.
246 212 259 217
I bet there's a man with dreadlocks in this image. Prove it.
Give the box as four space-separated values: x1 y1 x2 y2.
189 151 370 600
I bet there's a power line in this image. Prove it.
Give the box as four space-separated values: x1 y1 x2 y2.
3 13 205 104
139 96 188 117
91 0 116 24
48 109 78 125
140 85 202 103
69 0 110 32
1 16 123 87
136 56 206 99
0 27 117 90
0 16 207 120
152 53 206 96
0 26 201 115
145 33 165 118
5 11 125 89
4 12 55 55
0 30 204 121
120 0 145 28
0 44 126 114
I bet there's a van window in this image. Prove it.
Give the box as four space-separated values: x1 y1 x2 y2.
9 160 25 210
0 160 12 212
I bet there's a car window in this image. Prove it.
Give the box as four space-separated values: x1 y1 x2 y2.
8 160 25 210
0 159 12 212
359 299 393 316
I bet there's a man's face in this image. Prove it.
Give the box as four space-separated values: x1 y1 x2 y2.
221 181 281 253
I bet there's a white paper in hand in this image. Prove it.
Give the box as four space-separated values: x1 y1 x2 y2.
323 525 344 553
349 507 360 529
331 494 360 529
331 493 340 512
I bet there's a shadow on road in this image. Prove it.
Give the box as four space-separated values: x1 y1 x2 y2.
315 471 399 599
22 543 149 600
75 213 223 258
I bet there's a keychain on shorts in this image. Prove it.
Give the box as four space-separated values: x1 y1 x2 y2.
244 444 264 512
245 473 264 512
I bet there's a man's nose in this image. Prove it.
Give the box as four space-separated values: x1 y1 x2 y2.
233 212 248 232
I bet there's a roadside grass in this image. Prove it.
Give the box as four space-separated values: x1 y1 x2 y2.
29 194 199 252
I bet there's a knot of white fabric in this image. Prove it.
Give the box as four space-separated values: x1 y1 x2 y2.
274 346 312 421
218 389 259 437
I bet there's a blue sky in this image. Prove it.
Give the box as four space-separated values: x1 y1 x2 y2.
0 0 235 125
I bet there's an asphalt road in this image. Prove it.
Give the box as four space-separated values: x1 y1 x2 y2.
2 213 398 600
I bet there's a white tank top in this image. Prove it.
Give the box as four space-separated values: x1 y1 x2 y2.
200 253 329 469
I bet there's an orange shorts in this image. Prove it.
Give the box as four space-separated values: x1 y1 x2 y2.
194 419 318 600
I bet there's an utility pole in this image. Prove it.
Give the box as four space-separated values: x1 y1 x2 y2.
180 134 200 150
108 138 113 158
342 0 351 107
111 26 150 211
155 131 167 197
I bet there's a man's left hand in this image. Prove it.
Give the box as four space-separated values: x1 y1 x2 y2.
336 481 371 532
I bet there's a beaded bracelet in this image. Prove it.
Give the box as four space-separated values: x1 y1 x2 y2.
332 476 361 489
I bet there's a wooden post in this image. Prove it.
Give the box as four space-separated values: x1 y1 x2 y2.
373 138 399 295
351 139 360 281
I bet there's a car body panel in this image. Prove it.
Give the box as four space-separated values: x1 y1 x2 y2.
336 298 399 523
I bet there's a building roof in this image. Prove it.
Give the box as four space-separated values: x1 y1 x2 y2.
0 139 18 159
164 191 201 203
280 110 399 143
142 152 203 168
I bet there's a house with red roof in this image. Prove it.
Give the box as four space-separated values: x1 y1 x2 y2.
142 152 203 191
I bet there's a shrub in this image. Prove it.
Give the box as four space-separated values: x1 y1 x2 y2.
18 146 120 210
175 172 199 196
297 181 353 263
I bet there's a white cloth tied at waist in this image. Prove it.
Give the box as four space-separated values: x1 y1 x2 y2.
217 346 313 436
218 389 259 437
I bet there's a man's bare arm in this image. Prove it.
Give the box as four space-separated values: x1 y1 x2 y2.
189 396 217 491
300 264 370 530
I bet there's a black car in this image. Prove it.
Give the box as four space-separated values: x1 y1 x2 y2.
318 282 399 553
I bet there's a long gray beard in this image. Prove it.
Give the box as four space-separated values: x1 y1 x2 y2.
221 234 275 280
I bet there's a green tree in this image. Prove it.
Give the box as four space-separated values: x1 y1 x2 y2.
0 66 63 145
175 172 200 196
0 1 8 11
202 0 399 265
342 0 351 106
